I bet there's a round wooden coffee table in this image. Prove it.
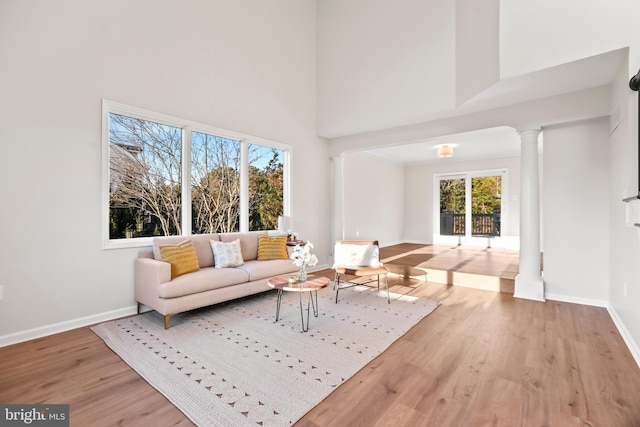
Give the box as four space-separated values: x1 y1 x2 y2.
267 275 330 332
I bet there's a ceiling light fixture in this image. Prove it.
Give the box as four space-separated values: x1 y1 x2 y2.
437 145 453 158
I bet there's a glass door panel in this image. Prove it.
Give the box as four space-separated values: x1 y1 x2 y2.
471 175 502 237
439 177 466 236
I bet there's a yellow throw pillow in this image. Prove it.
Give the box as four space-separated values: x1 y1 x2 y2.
159 240 200 279
257 235 289 261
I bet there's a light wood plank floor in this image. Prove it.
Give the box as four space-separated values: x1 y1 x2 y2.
381 243 523 294
1 245 639 426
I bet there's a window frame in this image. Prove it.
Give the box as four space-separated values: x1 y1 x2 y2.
433 168 508 246
101 99 291 249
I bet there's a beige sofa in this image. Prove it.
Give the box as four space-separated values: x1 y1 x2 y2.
135 231 298 329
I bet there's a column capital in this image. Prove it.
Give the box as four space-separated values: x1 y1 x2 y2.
518 129 541 142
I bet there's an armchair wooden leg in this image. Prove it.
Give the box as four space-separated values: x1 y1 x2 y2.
334 272 341 303
137 302 143 314
384 273 390 304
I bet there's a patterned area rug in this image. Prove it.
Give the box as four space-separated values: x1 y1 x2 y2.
92 285 439 426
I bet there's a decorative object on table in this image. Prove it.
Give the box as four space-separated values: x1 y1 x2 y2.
290 241 318 282
278 215 292 234
286 230 299 242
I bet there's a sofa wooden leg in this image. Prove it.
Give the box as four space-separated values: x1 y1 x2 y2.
164 314 174 330
137 302 143 314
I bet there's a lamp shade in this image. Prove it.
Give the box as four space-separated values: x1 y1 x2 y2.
277 215 292 232
437 145 453 158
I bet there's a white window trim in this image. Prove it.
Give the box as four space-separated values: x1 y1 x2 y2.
101 99 291 250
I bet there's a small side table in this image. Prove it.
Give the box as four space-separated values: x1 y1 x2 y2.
267 275 329 332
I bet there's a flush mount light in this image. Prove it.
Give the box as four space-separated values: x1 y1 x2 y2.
437 144 453 158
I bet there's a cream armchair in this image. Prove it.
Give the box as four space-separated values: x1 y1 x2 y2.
332 240 389 303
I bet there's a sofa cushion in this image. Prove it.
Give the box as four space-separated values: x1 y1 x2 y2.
219 231 265 261
158 240 200 279
237 259 297 281
257 235 289 260
211 239 244 268
153 233 219 268
158 267 250 298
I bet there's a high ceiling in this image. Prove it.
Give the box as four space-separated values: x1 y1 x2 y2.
356 49 626 166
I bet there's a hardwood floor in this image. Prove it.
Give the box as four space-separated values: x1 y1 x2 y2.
381 243 522 294
1 245 639 426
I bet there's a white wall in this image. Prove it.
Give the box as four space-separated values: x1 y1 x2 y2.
608 58 640 361
543 118 610 305
455 0 500 104
0 0 329 343
499 0 640 78
404 156 522 247
340 153 404 246
317 0 455 138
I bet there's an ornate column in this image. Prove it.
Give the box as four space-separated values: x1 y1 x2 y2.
514 129 545 301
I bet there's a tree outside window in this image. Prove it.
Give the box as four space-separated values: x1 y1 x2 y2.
191 132 241 234
248 144 284 231
439 174 502 237
106 106 288 243
109 113 182 239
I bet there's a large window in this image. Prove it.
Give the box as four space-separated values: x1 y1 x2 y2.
103 100 289 248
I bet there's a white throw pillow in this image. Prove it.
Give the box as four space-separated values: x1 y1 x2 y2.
210 239 244 268
332 244 382 268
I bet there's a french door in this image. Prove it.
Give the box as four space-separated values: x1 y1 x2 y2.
435 170 506 246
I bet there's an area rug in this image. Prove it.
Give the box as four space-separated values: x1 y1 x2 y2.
92 285 439 426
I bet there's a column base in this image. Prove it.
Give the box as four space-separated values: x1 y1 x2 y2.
514 274 545 301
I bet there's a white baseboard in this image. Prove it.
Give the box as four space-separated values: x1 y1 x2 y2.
395 239 432 246
606 305 640 370
544 293 608 308
0 265 336 348
546 293 640 370
308 263 331 272
0 306 138 348
379 240 406 248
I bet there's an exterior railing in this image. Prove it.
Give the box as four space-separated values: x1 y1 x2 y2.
440 212 501 236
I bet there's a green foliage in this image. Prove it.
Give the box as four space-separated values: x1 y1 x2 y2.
439 176 501 214
439 175 502 237
471 176 501 214
439 178 466 213
249 150 283 231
